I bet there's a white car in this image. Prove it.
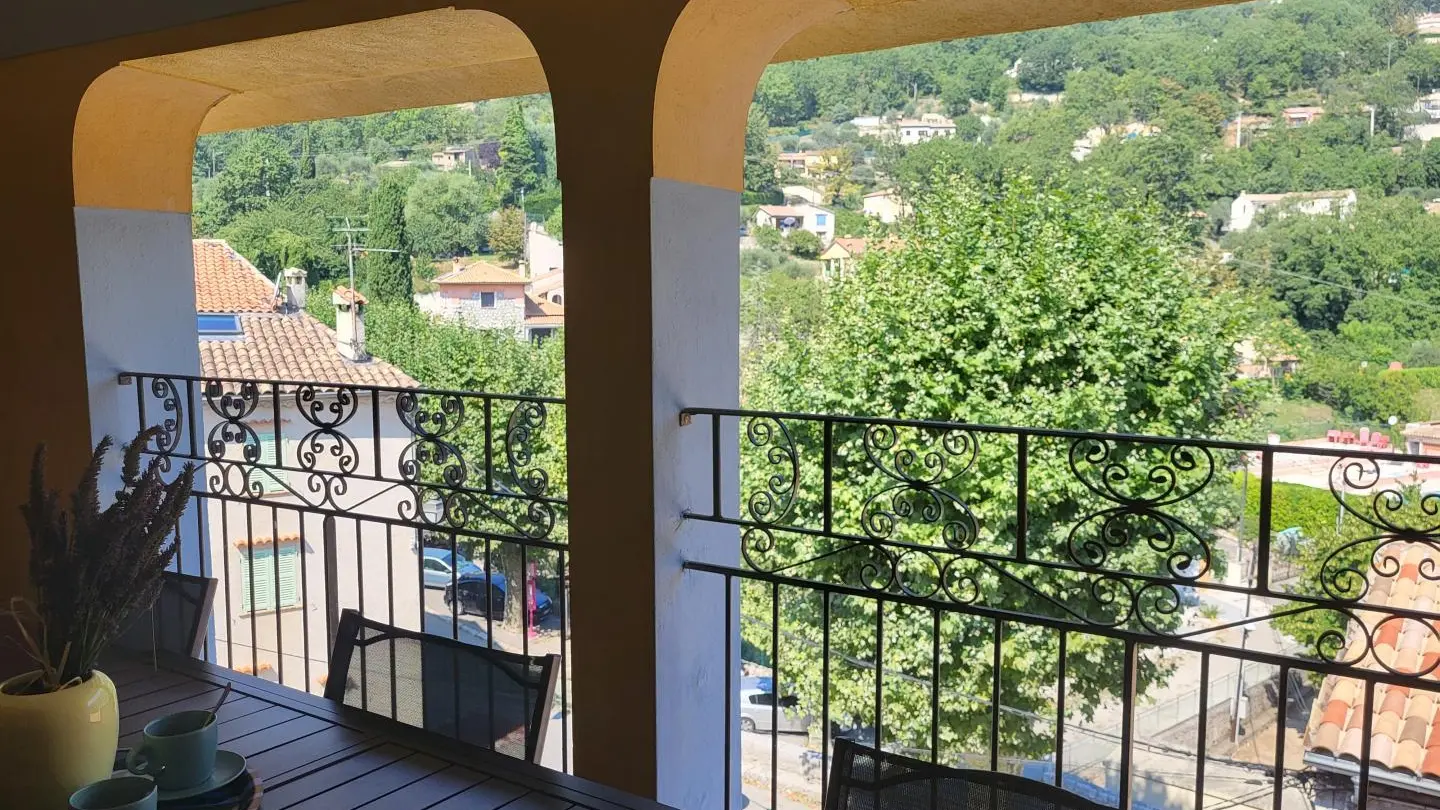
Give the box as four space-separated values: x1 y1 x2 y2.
739 688 811 734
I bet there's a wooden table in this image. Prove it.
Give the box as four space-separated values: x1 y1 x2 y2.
106 653 674 810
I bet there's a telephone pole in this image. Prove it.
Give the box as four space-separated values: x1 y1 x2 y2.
330 216 402 359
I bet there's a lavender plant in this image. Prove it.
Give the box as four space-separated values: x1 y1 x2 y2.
9 428 195 693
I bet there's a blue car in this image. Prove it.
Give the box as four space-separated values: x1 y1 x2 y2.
424 548 554 622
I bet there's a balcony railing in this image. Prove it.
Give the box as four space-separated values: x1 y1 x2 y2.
122 371 572 772
680 407 1440 810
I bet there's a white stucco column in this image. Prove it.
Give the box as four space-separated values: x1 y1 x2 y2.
75 206 207 579
650 177 742 810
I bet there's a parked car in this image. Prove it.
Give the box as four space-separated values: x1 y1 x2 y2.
422 548 483 589
739 688 811 734
433 554 555 622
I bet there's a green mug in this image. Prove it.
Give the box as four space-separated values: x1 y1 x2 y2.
69 775 158 810
125 710 218 791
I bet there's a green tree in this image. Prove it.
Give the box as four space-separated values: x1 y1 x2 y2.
745 173 1250 759
211 134 299 225
497 102 541 206
404 172 492 259
752 225 784 251
544 205 564 242
785 228 822 258
361 175 413 304
744 105 778 196
490 207 527 265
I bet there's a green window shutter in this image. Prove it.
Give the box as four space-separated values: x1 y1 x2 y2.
277 545 301 608
240 547 277 612
255 432 287 494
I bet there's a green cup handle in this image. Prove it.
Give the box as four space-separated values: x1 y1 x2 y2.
125 746 165 778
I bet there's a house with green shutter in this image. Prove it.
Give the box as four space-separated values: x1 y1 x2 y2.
193 240 424 690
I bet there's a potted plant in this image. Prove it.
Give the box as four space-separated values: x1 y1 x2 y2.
0 428 194 807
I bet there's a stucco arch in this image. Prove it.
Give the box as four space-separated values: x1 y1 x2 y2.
653 0 849 191
73 7 548 213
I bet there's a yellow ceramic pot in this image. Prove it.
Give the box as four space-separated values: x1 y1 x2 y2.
0 669 119 808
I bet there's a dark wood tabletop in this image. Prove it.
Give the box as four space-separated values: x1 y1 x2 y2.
105 652 674 810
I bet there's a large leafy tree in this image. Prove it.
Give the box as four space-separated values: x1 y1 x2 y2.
404 172 493 259
744 173 1251 760
211 134 299 223
497 102 542 206
361 176 413 304
489 207 527 265
743 105 778 197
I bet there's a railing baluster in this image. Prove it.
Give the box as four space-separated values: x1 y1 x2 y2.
771 579 780 810
272 505 283 686
387 522 397 720
1273 664 1288 810
1358 679 1374 810
822 419 834 536
931 608 940 765
371 388 381 477
1016 433 1028 561
723 572 733 810
991 617 1002 772
246 505 258 677
1120 640 1138 810
1255 449 1274 595
449 532 460 641
272 383 283 468
820 591 831 810
222 507 233 667
874 594 883 754
299 518 311 691
1195 652 1208 810
712 415 723 518
559 548 570 774
1055 631 1066 788
323 516 339 656
484 397 494 492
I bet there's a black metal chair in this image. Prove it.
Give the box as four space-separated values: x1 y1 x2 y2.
825 739 1109 810
324 609 560 763
114 570 218 658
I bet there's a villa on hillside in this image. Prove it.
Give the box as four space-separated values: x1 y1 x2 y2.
754 204 834 243
819 237 868 280
862 188 908 223
417 257 564 340
1228 189 1356 232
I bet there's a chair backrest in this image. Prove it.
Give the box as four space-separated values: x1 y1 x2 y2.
114 571 218 659
824 739 1110 810
325 609 559 763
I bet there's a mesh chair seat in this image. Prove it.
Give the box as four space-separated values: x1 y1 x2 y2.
325 609 559 763
826 739 1109 810
114 571 218 658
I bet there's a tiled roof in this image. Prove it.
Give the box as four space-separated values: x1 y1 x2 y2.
524 295 565 326
433 260 528 285
233 533 301 549
200 313 418 388
1405 423 1440 442
193 239 279 313
833 238 869 256
528 269 564 297
1304 542 1440 781
332 285 367 305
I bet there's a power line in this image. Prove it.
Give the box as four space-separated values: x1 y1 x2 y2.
1220 252 1440 318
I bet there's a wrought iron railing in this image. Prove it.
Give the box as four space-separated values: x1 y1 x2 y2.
680 407 1440 810
122 371 572 772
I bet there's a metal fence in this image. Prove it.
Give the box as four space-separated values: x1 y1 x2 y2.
123 371 573 772
680 406 1440 810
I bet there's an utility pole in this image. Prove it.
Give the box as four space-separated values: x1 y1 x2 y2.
331 216 402 360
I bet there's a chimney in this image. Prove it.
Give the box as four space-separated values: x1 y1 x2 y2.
333 286 368 362
281 268 307 310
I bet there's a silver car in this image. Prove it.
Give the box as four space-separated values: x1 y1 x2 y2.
739 688 811 734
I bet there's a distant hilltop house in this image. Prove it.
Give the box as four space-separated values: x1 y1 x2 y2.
1415 91 1440 121
754 204 834 243
1070 122 1160 161
1417 12 1440 43
1234 339 1300 380
1227 189 1356 232
844 113 957 145
416 259 562 341
776 151 828 176
1221 114 1272 148
1282 106 1324 127
862 189 909 223
819 237 869 280
429 141 500 172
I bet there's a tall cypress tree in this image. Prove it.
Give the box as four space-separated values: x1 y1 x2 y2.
497 102 540 206
361 176 413 304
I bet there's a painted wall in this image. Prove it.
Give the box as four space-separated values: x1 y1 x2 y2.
204 394 422 694
527 222 565 276
650 177 741 810
415 286 526 333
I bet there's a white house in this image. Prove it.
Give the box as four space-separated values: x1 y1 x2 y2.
1228 189 1357 232
862 189 909 223
525 221 564 279
893 115 957 145
754 204 834 243
191 239 425 693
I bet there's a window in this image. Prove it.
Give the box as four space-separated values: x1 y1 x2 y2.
197 314 242 336
255 432 287 495
239 544 301 612
815 214 828 226
748 693 774 706
423 558 449 573
480 292 496 308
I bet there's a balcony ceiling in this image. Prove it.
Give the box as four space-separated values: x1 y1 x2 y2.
90 0 1238 135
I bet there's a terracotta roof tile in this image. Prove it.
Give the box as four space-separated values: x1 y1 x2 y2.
193 239 279 313
1305 542 1440 787
433 260 527 285
524 294 565 326
233 533 301 549
200 313 417 388
332 285 367 305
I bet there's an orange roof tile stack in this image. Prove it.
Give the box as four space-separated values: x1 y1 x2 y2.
1304 543 1440 782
